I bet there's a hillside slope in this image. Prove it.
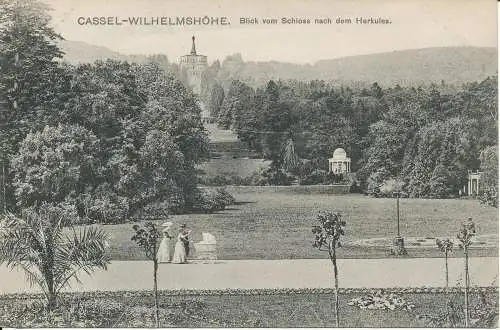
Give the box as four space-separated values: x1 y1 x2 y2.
59 41 497 86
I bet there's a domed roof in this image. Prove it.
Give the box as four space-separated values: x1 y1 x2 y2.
333 148 347 157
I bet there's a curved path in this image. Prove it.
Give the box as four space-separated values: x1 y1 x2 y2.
0 257 497 294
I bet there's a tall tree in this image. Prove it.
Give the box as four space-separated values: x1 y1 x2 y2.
405 118 479 198
260 80 292 168
479 145 498 208
0 0 66 212
134 62 209 211
282 138 299 173
218 79 254 129
10 124 98 213
207 83 225 119
199 60 220 103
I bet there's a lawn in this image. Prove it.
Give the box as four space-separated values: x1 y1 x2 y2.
1 290 497 328
87 192 498 260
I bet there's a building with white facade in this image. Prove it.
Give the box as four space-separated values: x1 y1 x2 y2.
328 148 351 174
179 36 207 95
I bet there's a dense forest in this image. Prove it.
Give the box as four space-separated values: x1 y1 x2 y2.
206 76 498 200
0 0 497 229
0 0 215 223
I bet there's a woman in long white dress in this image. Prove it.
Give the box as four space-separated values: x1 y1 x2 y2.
172 228 190 264
157 224 173 263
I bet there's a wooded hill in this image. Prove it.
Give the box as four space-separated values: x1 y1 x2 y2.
60 40 497 87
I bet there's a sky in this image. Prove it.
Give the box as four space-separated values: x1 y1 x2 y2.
43 0 497 64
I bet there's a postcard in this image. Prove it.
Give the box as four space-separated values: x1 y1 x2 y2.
0 0 497 328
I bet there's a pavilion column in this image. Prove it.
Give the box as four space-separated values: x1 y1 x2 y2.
468 177 471 196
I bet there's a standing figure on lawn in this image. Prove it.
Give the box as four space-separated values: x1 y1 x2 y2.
172 224 191 264
157 222 174 263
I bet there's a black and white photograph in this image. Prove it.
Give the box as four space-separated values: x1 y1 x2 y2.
0 0 498 328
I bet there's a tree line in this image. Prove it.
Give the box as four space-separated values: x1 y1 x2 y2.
206 76 498 200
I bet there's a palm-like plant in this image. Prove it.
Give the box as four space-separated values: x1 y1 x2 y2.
0 204 110 310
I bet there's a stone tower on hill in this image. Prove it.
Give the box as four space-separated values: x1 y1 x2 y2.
179 36 207 95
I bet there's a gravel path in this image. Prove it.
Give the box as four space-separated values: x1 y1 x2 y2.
0 257 497 294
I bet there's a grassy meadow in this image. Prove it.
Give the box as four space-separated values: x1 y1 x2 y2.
85 192 498 260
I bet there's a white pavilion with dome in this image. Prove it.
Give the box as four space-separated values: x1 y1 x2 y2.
328 148 351 174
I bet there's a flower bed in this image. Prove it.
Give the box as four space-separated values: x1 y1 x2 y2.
0 288 497 328
0 286 496 301
348 290 415 311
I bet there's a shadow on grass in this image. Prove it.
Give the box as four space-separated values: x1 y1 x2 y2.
223 201 258 211
233 201 258 205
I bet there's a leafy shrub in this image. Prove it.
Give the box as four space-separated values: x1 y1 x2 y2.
0 297 124 328
191 188 236 213
379 179 404 197
480 188 499 208
166 193 186 215
299 169 328 185
78 298 125 327
344 173 362 193
215 188 236 205
418 298 464 328
200 171 268 186
366 169 390 196
470 290 499 328
366 174 407 198
242 171 269 186
77 184 130 224
419 290 499 328
261 167 295 186
200 174 232 186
